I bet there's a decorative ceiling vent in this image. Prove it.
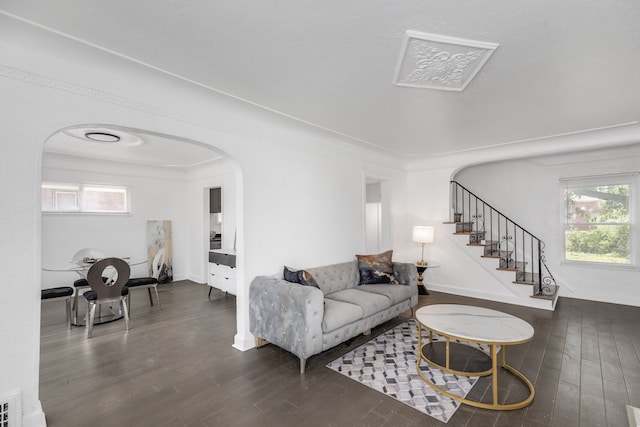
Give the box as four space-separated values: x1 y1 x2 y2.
393 31 498 91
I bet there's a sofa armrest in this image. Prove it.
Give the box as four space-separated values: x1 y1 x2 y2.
393 262 419 307
249 276 325 360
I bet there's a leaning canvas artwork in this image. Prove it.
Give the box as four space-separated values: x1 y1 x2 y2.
147 220 173 283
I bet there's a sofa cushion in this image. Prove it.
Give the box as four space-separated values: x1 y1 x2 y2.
356 250 399 285
322 298 363 333
307 261 359 295
357 284 413 305
324 289 391 317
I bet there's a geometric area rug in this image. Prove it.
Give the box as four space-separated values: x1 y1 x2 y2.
326 320 489 423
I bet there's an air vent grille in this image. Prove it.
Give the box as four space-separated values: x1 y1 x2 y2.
1 401 9 427
0 392 20 427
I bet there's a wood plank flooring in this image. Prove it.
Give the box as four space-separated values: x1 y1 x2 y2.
39 281 640 427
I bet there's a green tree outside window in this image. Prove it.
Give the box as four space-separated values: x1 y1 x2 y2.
565 184 630 264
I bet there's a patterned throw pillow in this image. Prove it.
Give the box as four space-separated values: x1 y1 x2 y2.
283 266 320 289
356 250 399 285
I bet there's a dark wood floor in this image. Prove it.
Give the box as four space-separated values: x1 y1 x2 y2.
39 281 640 427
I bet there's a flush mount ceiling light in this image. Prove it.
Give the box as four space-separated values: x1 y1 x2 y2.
84 132 120 143
63 127 146 147
393 31 499 91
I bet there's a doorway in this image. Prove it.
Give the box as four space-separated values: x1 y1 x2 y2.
209 187 223 250
364 179 390 253
365 181 382 253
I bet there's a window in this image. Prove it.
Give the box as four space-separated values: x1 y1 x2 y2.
562 174 637 266
42 182 129 214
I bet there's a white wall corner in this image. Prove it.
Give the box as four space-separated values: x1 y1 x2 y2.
185 273 205 284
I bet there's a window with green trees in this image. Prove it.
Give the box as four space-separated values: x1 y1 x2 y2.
563 175 635 265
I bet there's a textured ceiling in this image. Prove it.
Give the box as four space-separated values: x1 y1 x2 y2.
2 0 640 160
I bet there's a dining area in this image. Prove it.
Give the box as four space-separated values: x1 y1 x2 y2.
41 248 162 338
31 124 226 426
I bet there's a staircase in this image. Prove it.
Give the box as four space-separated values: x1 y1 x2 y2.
446 181 559 306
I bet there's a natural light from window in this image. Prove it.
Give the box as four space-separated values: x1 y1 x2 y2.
42 182 129 214
563 175 636 266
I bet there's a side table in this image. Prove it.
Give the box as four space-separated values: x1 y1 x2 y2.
415 263 439 295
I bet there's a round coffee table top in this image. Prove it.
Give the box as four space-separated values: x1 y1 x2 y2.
415 304 534 344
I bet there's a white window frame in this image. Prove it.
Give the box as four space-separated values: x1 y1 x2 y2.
561 173 638 268
42 181 131 215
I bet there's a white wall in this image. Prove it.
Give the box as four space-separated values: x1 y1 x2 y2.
453 150 640 307
404 167 516 303
0 15 406 426
41 154 192 287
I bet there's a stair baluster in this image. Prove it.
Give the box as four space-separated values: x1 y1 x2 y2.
449 181 558 299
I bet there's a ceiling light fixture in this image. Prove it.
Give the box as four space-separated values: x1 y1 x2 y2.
63 127 146 147
84 132 121 143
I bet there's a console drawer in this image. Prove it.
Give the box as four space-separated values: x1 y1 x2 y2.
208 251 236 267
208 262 236 294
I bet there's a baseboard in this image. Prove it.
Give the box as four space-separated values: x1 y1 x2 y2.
428 282 521 303
628 405 640 427
169 274 191 283
23 400 46 427
184 273 205 284
233 332 256 352
427 282 555 311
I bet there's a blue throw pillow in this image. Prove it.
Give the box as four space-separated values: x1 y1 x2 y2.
283 266 320 289
283 265 300 283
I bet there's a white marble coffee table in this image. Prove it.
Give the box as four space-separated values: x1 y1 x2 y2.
415 304 535 410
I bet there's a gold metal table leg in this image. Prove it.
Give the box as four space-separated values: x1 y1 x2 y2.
491 344 498 406
415 321 535 411
445 337 450 370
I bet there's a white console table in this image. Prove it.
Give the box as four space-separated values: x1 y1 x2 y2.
208 250 236 296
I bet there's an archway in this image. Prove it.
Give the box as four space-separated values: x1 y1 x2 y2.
39 122 244 359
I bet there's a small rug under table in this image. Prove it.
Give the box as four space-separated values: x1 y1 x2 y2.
326 320 489 423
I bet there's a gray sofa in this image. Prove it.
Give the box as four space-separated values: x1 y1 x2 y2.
249 260 418 373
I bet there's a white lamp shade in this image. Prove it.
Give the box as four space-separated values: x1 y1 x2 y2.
412 226 434 244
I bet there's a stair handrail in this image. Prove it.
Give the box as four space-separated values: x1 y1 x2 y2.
451 180 558 297
451 180 542 241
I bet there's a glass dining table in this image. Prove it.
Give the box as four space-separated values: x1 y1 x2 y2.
42 250 146 326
